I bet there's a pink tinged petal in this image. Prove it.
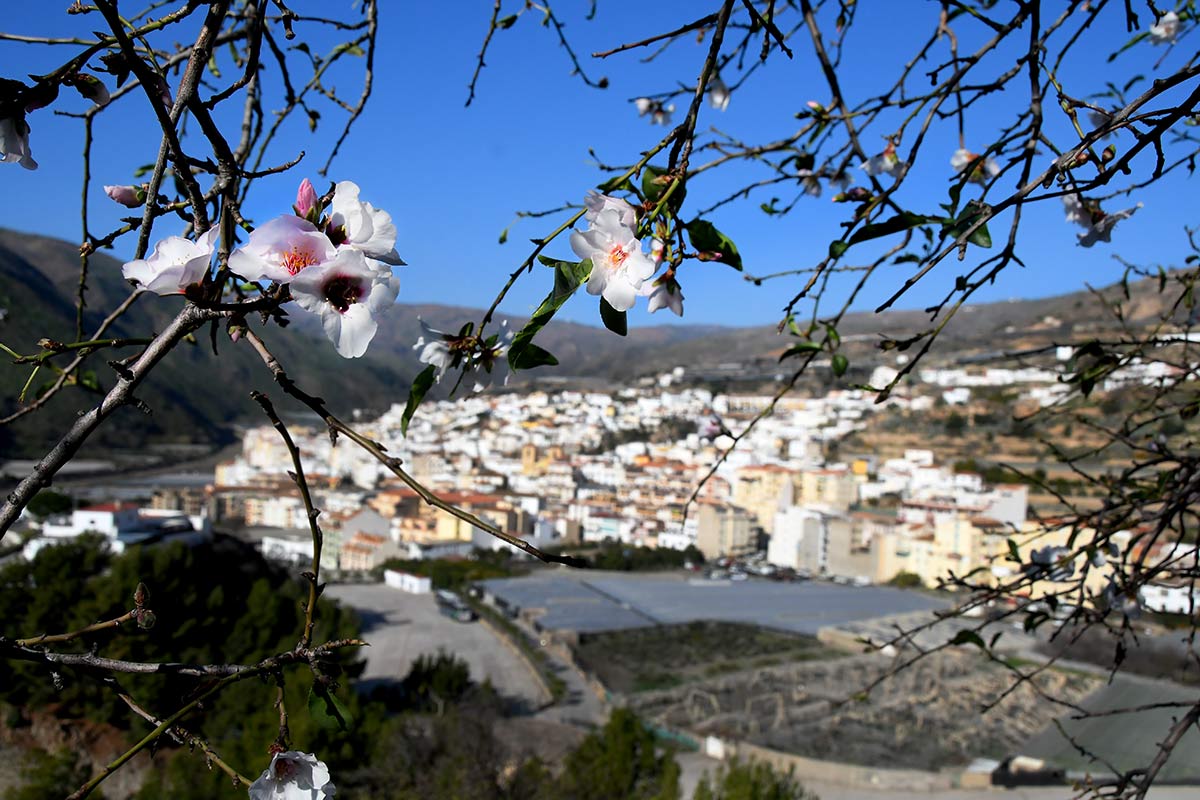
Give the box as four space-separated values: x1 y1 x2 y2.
104 184 142 208
950 149 972 172
231 215 336 283
295 178 318 217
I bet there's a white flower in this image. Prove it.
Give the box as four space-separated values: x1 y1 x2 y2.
1077 205 1141 247
248 751 335 800
797 169 822 197
584 190 637 228
641 278 684 317
1149 11 1179 45
121 227 218 295
1062 194 1141 247
0 115 36 170
104 184 144 208
414 318 511 393
635 97 675 126
950 148 1000 184
1061 193 1091 228
709 75 730 112
229 215 338 284
698 414 728 441
414 318 454 379
860 143 905 180
328 180 404 266
471 320 512 393
290 248 398 358
569 208 656 312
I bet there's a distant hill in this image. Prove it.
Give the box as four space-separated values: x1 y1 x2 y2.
0 228 1181 457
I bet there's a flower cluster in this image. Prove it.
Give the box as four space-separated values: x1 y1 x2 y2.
1149 11 1180 45
1062 193 1141 248
635 97 675 126
570 191 657 313
950 148 1000 185
121 179 401 358
414 318 511 392
248 751 335 800
860 142 905 180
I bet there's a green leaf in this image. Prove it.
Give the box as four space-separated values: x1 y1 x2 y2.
1006 538 1021 562
307 684 353 731
828 240 849 259
641 164 670 203
599 297 627 336
847 212 929 246
78 370 102 393
496 13 518 29
508 260 591 370
401 364 437 436
509 343 558 369
950 629 986 650
831 354 849 377
597 174 632 193
942 203 993 249
779 341 822 362
686 219 743 271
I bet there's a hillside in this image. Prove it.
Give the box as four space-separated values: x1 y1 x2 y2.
0 228 1181 458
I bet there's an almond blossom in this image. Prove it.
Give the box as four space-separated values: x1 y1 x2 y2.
641 276 684 317
950 148 1000 184
569 205 656 312
635 97 675 126
229 215 338 284
290 248 399 358
0 114 36 170
709 75 730 112
248 751 335 800
1149 11 1179 45
414 318 454 379
328 180 404 266
1062 193 1142 247
294 177 318 219
797 169 822 197
584 189 637 228
104 184 144 208
121 227 218 295
414 318 511 392
860 142 905 180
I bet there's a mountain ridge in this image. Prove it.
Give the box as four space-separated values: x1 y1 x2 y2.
0 228 1177 457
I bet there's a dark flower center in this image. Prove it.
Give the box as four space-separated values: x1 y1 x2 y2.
322 275 364 313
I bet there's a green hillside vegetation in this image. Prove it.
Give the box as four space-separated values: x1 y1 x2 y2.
3 536 818 799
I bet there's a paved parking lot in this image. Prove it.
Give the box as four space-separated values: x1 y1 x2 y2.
327 583 546 711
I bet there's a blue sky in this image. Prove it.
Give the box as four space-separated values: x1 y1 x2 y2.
1 2 1196 329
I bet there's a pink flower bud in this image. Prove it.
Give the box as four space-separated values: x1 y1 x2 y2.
294 177 318 218
104 184 143 208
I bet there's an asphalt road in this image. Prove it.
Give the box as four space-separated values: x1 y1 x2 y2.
327 583 547 712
